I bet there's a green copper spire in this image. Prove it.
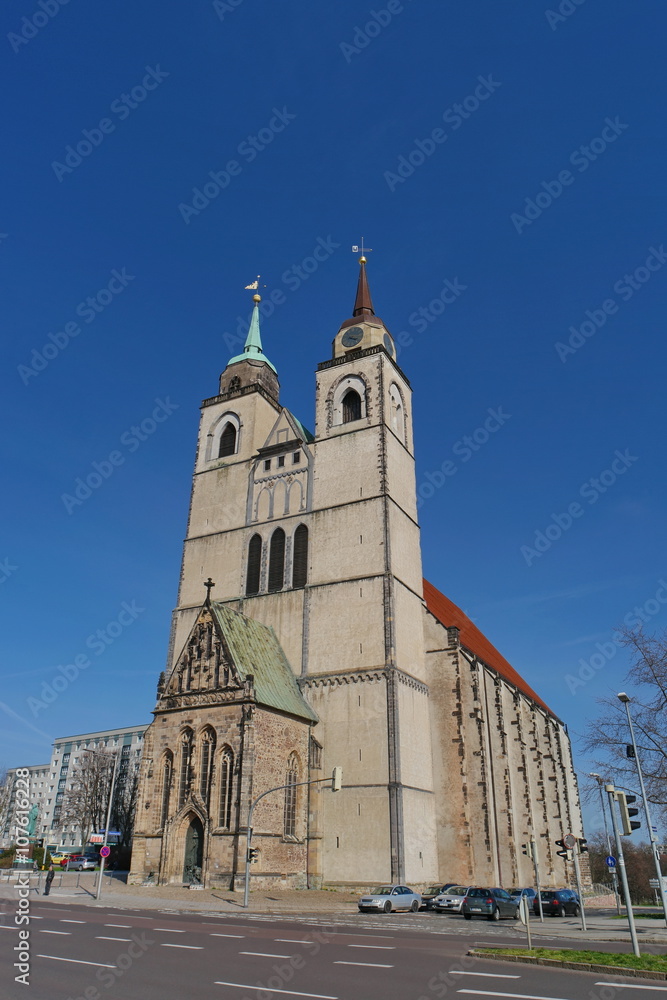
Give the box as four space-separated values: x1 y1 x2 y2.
227 294 277 373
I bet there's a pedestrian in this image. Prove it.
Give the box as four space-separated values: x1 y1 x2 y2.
44 865 55 896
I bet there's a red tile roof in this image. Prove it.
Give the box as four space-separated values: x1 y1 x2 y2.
423 579 556 718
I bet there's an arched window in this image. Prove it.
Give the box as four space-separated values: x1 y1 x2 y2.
268 528 285 592
218 422 237 457
342 389 362 423
178 730 193 808
246 534 262 595
199 729 216 805
218 747 234 830
292 525 308 588
160 752 173 829
283 753 299 839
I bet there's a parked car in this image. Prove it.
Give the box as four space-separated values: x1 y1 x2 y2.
421 883 461 909
65 855 97 871
433 886 472 913
509 888 537 902
533 889 581 917
358 885 422 913
49 853 73 868
463 887 520 921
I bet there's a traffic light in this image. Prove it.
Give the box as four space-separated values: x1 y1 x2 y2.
626 745 636 759
555 839 573 861
332 767 343 792
578 838 588 854
247 848 259 864
617 791 641 835
522 843 530 856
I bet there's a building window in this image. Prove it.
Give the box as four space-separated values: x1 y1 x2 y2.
278 455 285 468
178 730 193 808
292 451 301 464
160 755 172 828
218 748 234 830
263 459 271 471
246 534 262 596
342 389 362 423
292 525 308 589
199 729 215 805
219 422 237 457
283 754 299 839
268 528 285 592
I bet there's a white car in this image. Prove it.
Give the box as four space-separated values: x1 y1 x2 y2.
358 884 422 913
433 885 472 913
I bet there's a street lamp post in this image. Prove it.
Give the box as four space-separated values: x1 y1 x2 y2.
617 692 667 928
589 772 621 914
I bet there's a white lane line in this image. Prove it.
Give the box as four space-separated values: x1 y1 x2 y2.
240 951 292 959
60 919 86 924
153 927 186 932
458 992 576 1000
595 986 667 993
105 923 131 928
214 984 337 999
39 929 71 935
161 943 204 949
276 939 312 944
0 925 14 930
451 973 521 979
96 936 132 942
211 933 245 938
348 944 396 950
333 961 393 968
37 955 117 968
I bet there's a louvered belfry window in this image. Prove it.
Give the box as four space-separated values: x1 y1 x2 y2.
342 389 362 423
246 534 262 595
218 422 237 457
268 528 285 592
292 525 308 588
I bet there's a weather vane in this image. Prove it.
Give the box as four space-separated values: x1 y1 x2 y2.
351 238 373 257
244 275 266 291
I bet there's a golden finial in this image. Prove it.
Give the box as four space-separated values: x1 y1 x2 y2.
352 238 373 262
253 293 261 303
359 256 367 264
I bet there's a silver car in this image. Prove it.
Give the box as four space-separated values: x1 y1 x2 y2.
358 884 422 913
65 855 97 871
433 885 472 913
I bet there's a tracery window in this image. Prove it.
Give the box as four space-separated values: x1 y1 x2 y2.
199 729 216 805
178 729 193 808
218 747 234 830
283 753 299 839
160 752 173 828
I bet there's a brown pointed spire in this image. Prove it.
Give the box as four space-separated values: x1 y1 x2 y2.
353 256 375 317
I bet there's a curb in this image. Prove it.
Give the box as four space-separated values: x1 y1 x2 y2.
468 950 667 981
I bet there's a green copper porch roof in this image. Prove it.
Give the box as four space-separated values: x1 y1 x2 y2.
210 602 317 723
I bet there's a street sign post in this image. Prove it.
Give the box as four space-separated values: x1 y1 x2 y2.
100 846 110 858
606 856 617 867
563 833 576 849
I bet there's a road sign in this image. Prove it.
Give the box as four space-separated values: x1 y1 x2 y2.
605 855 617 867
100 846 110 858
563 833 576 849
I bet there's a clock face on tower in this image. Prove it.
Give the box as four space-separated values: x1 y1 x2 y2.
383 333 395 357
341 326 363 348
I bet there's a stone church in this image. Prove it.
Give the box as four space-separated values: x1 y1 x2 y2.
130 259 583 890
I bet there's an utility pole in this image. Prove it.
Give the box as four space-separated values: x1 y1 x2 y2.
606 783 640 957
531 840 544 922
590 772 621 914
618 692 667 929
96 752 119 902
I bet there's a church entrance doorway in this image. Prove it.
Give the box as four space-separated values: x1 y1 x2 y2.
183 815 204 884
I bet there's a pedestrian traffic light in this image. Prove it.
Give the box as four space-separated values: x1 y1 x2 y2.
578 838 588 854
332 767 343 792
616 791 641 835
247 848 259 863
555 839 572 861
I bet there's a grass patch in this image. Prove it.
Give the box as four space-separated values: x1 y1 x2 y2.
611 912 667 919
477 948 667 972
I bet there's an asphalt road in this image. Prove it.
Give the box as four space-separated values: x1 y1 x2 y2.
2 902 665 1000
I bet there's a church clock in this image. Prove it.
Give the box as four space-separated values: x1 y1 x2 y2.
341 326 363 348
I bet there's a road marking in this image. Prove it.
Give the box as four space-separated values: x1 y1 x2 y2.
96 936 132 942
153 927 186 932
37 955 117 968
595 987 667 993
334 961 393 968
458 992 576 1000
211 932 245 938
214 984 337 999
161 943 204 949
105 923 131 928
39 929 71 935
275 939 312 944
0 925 14 930
60 919 86 924
451 973 521 979
348 944 396 950
240 951 292 959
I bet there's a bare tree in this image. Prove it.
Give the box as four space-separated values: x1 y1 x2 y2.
112 761 139 847
61 752 114 847
581 625 667 825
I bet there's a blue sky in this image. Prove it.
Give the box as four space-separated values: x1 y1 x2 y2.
2 0 666 840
